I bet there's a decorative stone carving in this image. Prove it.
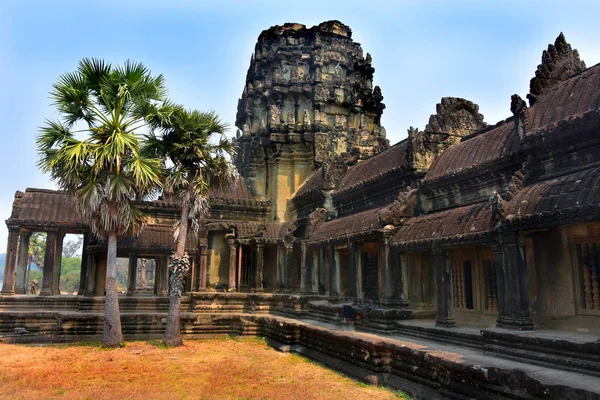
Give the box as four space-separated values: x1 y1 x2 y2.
490 191 505 229
424 97 486 140
379 187 416 226
303 109 311 128
307 208 327 237
510 94 528 140
527 33 586 106
335 115 346 129
270 104 280 126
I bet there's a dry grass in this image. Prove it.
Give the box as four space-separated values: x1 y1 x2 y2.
0 337 407 400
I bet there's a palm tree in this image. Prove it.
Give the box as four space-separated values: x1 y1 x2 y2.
147 107 237 346
37 58 172 347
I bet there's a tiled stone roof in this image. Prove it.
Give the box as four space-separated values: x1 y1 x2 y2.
393 202 492 249
506 166 600 226
7 188 85 230
334 140 409 195
311 208 382 242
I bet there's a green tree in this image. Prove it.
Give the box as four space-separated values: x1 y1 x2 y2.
37 58 171 347
59 256 82 293
147 107 237 346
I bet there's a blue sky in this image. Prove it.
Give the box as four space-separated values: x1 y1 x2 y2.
0 0 599 251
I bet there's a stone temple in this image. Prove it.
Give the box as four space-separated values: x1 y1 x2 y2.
1 21 600 398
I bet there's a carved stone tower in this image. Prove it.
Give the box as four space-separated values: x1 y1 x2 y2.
235 21 388 222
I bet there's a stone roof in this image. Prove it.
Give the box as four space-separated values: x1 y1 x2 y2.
292 167 324 202
7 188 85 230
334 140 409 195
506 166 600 227
392 202 492 249
311 208 383 243
423 121 518 183
208 179 267 206
422 63 600 185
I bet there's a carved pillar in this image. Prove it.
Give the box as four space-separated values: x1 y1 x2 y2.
328 245 338 297
255 242 264 292
77 232 89 295
494 232 534 330
198 244 208 291
40 230 58 296
127 253 137 296
1 227 20 295
285 243 294 293
15 232 31 294
433 246 455 327
84 251 97 296
399 252 410 307
51 231 65 295
228 239 237 292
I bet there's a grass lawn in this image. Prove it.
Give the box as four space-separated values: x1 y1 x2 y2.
0 337 408 399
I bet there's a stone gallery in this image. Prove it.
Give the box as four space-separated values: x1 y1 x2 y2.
1 21 600 398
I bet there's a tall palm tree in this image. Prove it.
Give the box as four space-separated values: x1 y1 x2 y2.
37 58 172 347
147 107 237 346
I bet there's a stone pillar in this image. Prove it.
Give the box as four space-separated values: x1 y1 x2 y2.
228 239 237 292
154 255 168 297
1 227 20 294
51 231 65 295
494 232 534 330
398 252 410 307
84 252 97 296
127 254 137 296
94 251 107 296
348 242 362 299
255 242 264 292
380 237 394 306
15 232 31 294
285 243 294 293
40 230 58 296
300 242 308 293
328 245 338 297
199 244 208 291
77 232 89 295
433 246 455 327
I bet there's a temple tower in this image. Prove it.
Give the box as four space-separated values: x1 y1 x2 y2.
235 20 388 222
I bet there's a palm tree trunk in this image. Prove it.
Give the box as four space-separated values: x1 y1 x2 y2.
176 205 189 257
103 231 123 347
164 204 190 347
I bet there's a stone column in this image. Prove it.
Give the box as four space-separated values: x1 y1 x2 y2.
15 232 31 294
328 245 338 297
77 232 89 295
494 232 534 330
51 231 65 295
255 242 264 292
433 246 455 327
84 252 97 296
228 239 237 292
199 244 208 291
398 252 410 307
285 243 294 293
154 255 168 297
380 237 394 306
300 242 308 293
348 242 362 299
40 230 58 296
1 227 20 295
127 253 137 296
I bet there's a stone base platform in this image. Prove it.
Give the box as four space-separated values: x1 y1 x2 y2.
1 293 599 399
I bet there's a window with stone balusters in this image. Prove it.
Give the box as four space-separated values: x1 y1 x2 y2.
576 242 600 311
451 256 498 312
